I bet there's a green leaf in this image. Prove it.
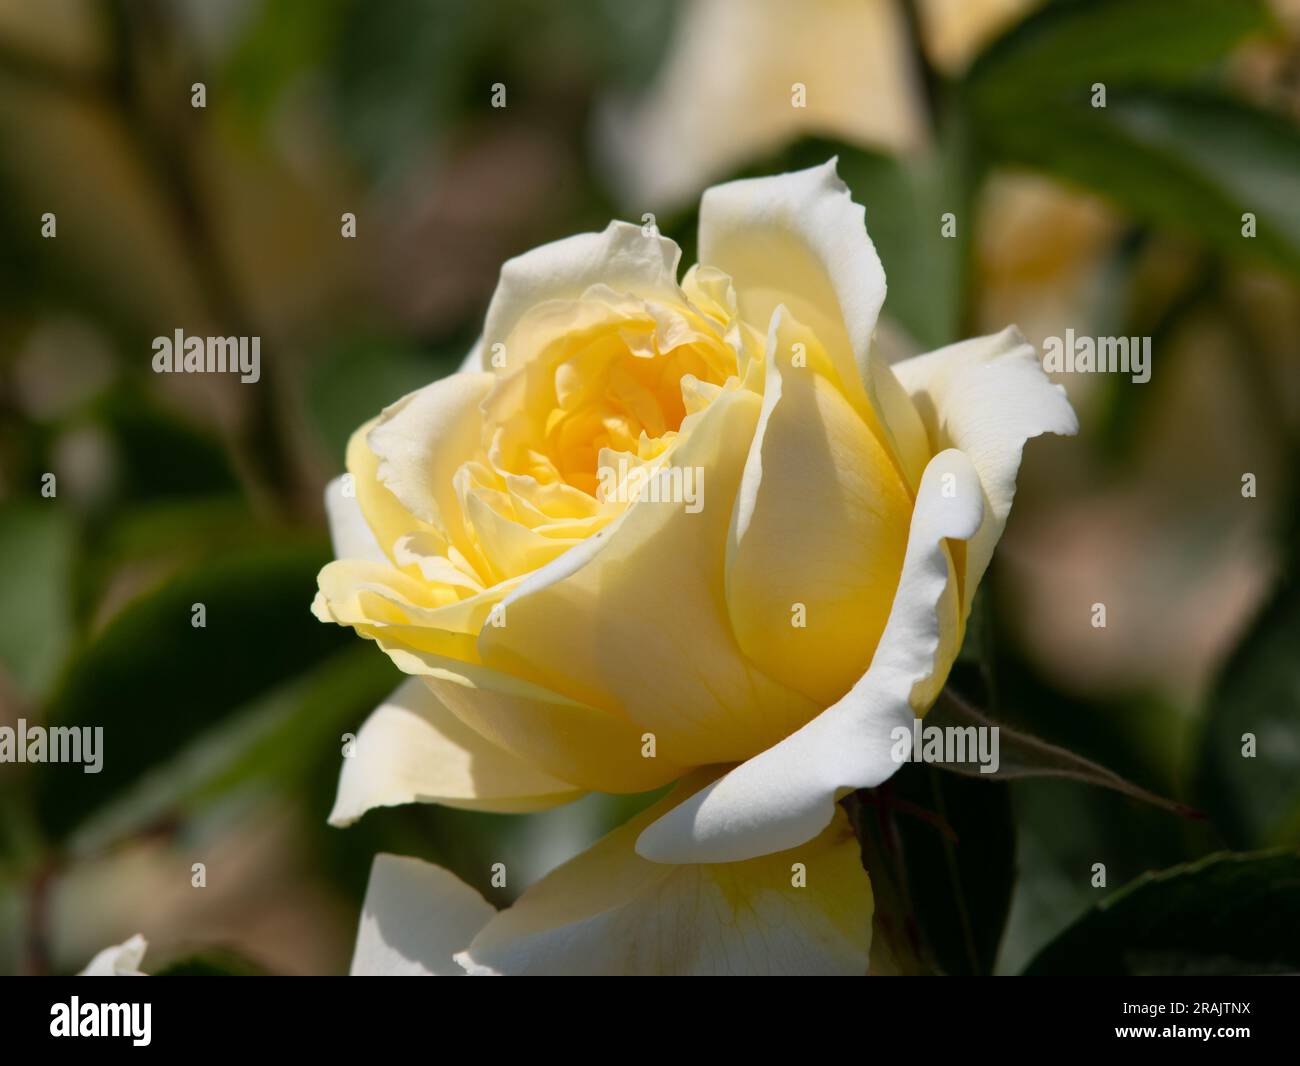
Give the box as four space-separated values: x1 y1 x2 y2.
92 496 262 570
321 0 679 175
63 644 399 856
222 0 346 131
975 92 1300 278
834 138 970 351
94 387 240 503
928 689 1200 819
1195 572 1300 848
965 0 1300 277
0 505 76 700
150 947 270 976
967 0 1274 108
1024 849 1300 975
987 626 1188 796
852 765 1016 976
34 540 350 841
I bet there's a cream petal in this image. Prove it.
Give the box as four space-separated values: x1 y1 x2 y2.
637 448 983 864
366 372 494 535
892 326 1079 614
869 343 933 489
350 854 496 976
373 641 684 795
460 480 580 579
699 162 879 406
917 0 1038 73
697 159 924 488
344 418 439 567
481 220 684 371
478 385 820 767
323 474 387 564
458 337 484 374
329 677 583 827
598 0 926 211
315 554 682 794
79 934 148 976
726 307 914 706
312 559 485 655
457 783 873 976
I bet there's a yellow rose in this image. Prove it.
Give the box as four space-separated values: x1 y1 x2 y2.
314 160 1075 974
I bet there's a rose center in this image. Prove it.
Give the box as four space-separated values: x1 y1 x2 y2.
488 318 736 501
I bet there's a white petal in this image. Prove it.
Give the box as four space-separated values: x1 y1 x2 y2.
329 677 583 827
457 337 483 374
79 934 148 976
367 371 493 529
892 326 1079 611
698 159 885 418
457 784 872 976
636 448 984 864
323 475 387 564
697 159 928 487
350 854 495 976
481 220 683 362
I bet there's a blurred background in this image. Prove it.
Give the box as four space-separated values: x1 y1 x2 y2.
1 0 1297 976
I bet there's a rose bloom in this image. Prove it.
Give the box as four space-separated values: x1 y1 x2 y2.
312 161 1076 975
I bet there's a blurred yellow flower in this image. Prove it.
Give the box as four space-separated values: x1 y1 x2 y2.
600 0 1037 210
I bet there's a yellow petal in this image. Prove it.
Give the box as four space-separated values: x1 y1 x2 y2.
481 220 684 370
479 385 819 767
329 678 583 826
639 450 982 864
892 327 1078 617
363 372 495 576
374 642 684 795
459 778 873 975
727 308 914 706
